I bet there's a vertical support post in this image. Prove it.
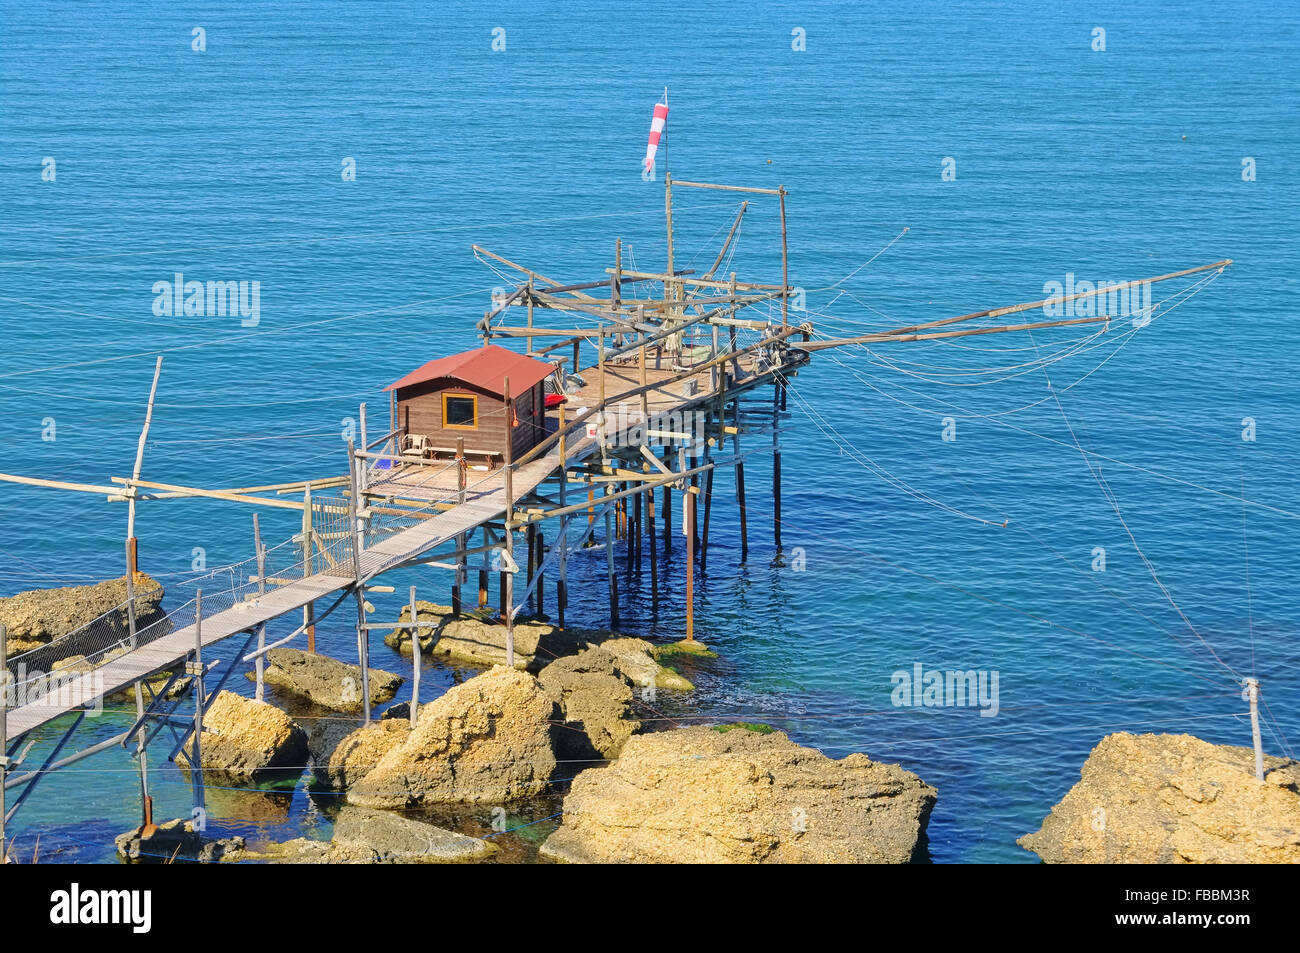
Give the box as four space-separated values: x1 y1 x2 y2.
613 239 622 312
778 185 789 330
525 277 535 355
1 623 8 863
453 437 466 618
648 486 658 612
253 512 266 702
662 477 672 552
503 377 515 669
773 382 782 553
639 321 649 421
604 486 619 628
358 402 370 539
685 485 696 642
557 403 568 629
525 522 537 609
302 484 316 653
572 339 581 376
479 525 490 609
190 589 206 826
665 172 675 309
126 355 164 548
409 586 421 730
1245 678 1264 781
535 529 545 618
597 324 607 451
347 439 371 724
700 467 714 572
734 399 748 562
125 533 153 833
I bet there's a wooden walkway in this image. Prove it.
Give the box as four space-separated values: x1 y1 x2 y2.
5 349 790 740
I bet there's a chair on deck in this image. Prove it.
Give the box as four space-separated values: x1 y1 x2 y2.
401 433 431 459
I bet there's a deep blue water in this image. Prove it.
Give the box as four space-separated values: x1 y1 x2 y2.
2 1 1297 863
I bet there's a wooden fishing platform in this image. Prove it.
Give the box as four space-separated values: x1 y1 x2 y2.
0 167 1232 852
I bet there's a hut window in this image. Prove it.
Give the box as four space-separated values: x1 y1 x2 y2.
442 393 478 429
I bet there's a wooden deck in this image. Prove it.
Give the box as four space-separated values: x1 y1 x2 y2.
4 349 793 739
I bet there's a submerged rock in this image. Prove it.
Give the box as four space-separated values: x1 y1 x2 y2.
330 806 496 862
348 666 559 807
176 690 309 783
1019 732 1300 864
538 647 640 762
428 614 585 671
115 818 245 863
246 647 402 712
540 725 937 863
598 637 693 692
384 599 453 654
0 573 165 653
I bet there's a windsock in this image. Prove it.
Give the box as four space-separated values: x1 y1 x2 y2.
644 99 669 171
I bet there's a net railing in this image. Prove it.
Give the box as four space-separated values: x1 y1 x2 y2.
5 535 312 695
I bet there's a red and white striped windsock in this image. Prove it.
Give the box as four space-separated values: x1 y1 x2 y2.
643 96 669 171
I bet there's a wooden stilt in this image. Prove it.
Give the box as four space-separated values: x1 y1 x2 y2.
605 486 619 627
536 529 545 618
253 513 266 703
302 484 316 653
503 377 515 669
648 491 658 611
685 487 696 642
347 441 371 723
1 623 8 863
700 467 714 572
453 437 466 618
189 589 206 825
479 524 490 608
773 383 783 554
409 586 421 729
557 407 568 629
1245 678 1264 780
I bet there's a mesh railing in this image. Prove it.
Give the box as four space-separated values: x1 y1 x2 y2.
5 535 312 694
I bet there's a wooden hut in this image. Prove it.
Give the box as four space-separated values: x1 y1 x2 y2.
384 344 557 465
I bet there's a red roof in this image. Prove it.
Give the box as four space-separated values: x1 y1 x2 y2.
384 344 557 396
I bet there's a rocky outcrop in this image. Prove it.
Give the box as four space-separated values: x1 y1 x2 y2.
384 599 452 654
311 717 410 790
330 806 495 862
1019 732 1300 864
246 647 402 712
538 647 639 762
598 637 693 692
540 725 937 863
0 573 165 653
115 818 245 863
176 691 309 783
253 807 494 864
347 667 559 807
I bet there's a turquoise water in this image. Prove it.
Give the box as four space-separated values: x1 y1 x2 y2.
2 1 1298 863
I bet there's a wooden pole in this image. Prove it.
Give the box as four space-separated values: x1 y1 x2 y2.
735 400 748 562
700 467 714 572
604 485 619 627
613 239 622 312
648 488 658 612
535 528 545 618
409 586 421 729
1245 678 1264 780
685 487 696 642
347 440 371 723
557 413 568 629
253 513 266 702
453 437 466 618
665 172 676 316
503 377 515 669
190 589 206 824
525 277 535 355
302 484 315 653
1 623 7 863
773 383 782 552
778 186 789 330
479 524 490 609
127 355 164 548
